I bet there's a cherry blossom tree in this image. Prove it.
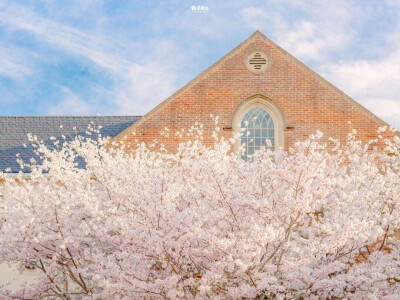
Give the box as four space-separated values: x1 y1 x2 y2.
0 122 400 299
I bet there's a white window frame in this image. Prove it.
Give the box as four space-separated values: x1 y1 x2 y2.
231 95 286 156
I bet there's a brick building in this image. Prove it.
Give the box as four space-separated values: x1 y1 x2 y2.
113 30 395 159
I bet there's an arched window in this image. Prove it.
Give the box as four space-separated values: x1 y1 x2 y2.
231 95 285 161
240 107 274 161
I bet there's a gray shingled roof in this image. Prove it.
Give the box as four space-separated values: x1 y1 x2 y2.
0 116 140 173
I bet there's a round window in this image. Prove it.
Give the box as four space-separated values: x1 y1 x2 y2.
245 49 270 74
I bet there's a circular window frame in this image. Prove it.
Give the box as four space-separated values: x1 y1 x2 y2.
244 49 272 74
231 95 286 156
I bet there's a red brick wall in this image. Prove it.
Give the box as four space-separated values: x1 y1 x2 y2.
116 33 394 152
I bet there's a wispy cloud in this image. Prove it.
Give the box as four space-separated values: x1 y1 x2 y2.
0 4 129 74
240 1 358 62
0 45 34 80
46 87 93 115
319 48 400 129
0 3 183 115
112 46 183 116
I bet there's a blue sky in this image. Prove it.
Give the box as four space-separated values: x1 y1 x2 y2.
0 0 399 129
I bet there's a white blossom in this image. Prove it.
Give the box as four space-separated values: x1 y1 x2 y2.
0 125 399 299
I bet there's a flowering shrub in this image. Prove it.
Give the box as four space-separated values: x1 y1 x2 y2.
1 124 400 299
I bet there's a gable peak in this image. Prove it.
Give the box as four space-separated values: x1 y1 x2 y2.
252 30 265 37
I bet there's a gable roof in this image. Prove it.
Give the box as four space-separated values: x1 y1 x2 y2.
0 116 140 173
113 30 397 140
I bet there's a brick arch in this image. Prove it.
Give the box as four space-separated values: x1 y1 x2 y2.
231 94 286 150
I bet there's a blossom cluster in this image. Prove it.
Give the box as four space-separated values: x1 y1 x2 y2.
0 125 400 299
